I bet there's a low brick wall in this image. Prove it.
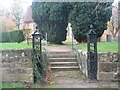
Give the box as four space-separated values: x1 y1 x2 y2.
0 49 33 83
76 50 119 81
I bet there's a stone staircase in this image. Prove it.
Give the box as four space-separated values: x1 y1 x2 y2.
47 51 79 71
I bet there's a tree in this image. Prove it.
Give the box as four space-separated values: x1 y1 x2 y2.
107 17 118 41
32 2 112 43
0 7 16 32
68 2 112 43
107 2 119 41
10 0 23 29
0 16 16 32
32 2 70 44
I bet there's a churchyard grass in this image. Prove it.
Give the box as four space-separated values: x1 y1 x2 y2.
76 41 118 52
0 43 32 50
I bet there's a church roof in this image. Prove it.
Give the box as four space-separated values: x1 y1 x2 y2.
24 6 33 23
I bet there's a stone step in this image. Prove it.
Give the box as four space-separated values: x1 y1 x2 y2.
47 51 75 55
50 62 78 67
51 66 79 71
48 51 78 71
48 54 76 58
49 58 77 62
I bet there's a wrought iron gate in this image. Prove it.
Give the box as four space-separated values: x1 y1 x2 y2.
32 27 43 82
87 25 98 82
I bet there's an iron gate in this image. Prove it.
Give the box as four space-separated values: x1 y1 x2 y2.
32 27 42 83
87 25 98 82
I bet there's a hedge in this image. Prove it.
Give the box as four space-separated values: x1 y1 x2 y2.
0 30 25 43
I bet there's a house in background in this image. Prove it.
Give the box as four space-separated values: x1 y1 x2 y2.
100 29 113 42
23 5 36 44
23 5 36 37
100 29 120 42
100 1 119 42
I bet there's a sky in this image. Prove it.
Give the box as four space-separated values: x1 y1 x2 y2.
112 0 119 6
0 0 32 13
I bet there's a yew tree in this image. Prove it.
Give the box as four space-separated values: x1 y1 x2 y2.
68 2 112 42
32 2 70 44
32 2 112 43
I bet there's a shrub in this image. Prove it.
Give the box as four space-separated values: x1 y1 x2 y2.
0 32 9 42
33 52 50 83
0 30 25 43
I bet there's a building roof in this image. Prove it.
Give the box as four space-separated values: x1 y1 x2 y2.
24 6 33 23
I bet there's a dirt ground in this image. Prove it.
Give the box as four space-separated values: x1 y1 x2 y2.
49 71 118 88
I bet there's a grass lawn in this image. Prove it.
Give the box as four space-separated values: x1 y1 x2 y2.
0 43 32 50
63 40 118 52
0 41 118 52
63 40 73 45
0 82 55 88
0 82 44 88
0 83 24 88
76 41 118 52
0 40 48 50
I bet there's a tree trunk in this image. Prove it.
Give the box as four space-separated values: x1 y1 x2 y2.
112 34 116 41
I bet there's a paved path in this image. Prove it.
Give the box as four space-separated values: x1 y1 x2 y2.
47 44 72 52
46 45 118 88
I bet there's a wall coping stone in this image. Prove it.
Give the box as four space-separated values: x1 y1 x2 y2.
77 49 118 54
0 48 32 52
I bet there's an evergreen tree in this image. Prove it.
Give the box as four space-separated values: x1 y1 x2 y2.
68 2 112 42
32 2 70 44
32 2 112 43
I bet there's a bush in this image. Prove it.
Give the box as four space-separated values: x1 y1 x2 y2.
33 52 49 83
0 32 9 42
0 30 25 43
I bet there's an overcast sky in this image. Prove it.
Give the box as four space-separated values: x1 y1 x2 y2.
112 0 119 6
0 0 32 13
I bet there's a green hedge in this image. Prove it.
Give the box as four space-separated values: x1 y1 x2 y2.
33 52 49 83
0 30 25 43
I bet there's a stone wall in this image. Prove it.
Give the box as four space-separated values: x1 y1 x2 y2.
76 50 119 81
98 52 119 81
76 50 88 77
0 49 33 83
